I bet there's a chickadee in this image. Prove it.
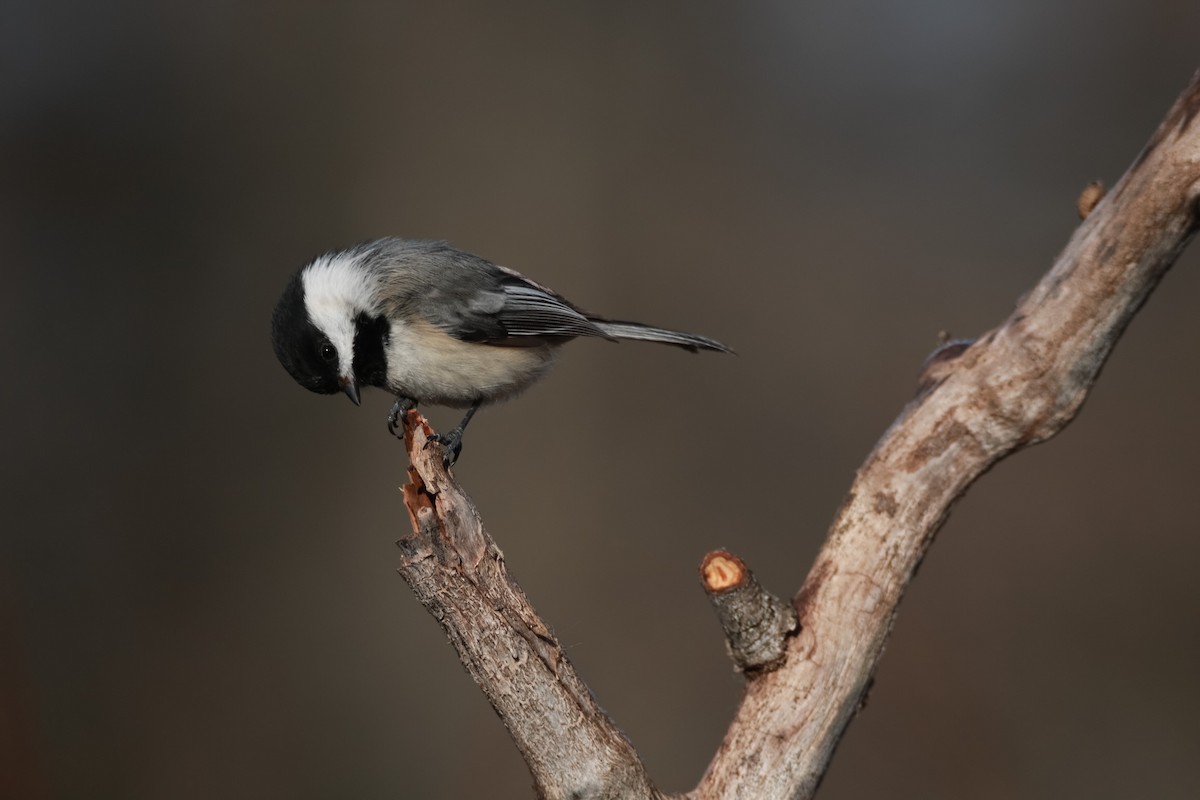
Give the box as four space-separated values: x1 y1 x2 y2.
271 237 732 465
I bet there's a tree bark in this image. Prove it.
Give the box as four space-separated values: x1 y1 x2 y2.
395 71 1200 800
396 426 661 800
700 550 797 673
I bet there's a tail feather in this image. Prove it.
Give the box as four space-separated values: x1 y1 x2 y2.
593 320 734 354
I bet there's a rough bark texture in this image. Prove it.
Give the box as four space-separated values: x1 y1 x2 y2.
692 72 1200 800
395 73 1200 800
701 551 798 672
395 418 661 800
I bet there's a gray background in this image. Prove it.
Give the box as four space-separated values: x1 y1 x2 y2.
3 2 1199 798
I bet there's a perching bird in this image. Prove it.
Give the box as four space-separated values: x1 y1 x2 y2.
271 238 732 465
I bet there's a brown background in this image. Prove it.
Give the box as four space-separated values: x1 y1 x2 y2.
3 3 1199 798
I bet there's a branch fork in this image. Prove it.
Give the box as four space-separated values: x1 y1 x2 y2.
391 71 1200 800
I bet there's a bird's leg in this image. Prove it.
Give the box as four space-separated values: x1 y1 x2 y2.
425 402 481 468
387 396 418 438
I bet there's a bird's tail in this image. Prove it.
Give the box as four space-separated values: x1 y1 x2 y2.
593 320 734 354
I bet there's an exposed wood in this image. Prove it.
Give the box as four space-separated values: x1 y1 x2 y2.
700 550 797 673
396 416 661 800
1076 179 1107 218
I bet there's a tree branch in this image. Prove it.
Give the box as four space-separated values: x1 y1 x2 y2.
394 72 1200 799
395 420 661 800
700 550 797 673
693 70 1200 800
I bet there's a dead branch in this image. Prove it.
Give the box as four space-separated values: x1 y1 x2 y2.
700 550 797 672
396 418 661 800
693 71 1200 800
395 72 1200 800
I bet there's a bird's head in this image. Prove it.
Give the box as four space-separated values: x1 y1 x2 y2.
271 251 388 406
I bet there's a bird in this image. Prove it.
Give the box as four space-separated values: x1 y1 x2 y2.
271 237 732 465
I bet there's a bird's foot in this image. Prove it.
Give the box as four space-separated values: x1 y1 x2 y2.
387 397 418 438
425 427 465 468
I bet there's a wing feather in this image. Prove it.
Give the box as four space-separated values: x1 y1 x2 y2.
495 282 609 339
368 240 609 344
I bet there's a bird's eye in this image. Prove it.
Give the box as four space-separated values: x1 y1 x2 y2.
319 342 337 362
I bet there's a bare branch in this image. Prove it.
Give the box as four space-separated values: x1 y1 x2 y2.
693 71 1200 800
393 71 1200 800
395 416 663 800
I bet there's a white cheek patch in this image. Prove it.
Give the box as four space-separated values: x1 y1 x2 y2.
301 255 380 375
308 305 357 375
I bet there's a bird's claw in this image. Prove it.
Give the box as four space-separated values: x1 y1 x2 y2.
387 397 418 438
424 429 464 468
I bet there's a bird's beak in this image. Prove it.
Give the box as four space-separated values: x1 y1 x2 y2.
339 375 361 406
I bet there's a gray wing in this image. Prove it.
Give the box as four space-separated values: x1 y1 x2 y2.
487 279 611 342
370 239 609 344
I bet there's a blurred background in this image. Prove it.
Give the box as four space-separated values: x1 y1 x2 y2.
3 2 1199 798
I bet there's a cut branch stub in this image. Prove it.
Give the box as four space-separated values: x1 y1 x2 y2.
701 550 798 673
1076 179 1107 218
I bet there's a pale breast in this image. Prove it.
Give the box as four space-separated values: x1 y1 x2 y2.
384 318 558 407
